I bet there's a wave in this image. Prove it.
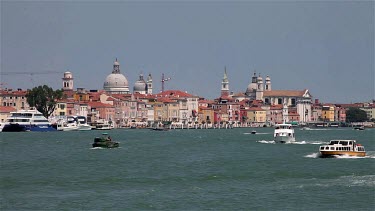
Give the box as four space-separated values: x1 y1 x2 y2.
244 132 270 135
256 140 275 144
304 152 375 159
304 153 320 158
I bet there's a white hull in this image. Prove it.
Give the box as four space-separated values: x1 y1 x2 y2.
58 124 92 131
273 123 295 143
274 136 295 143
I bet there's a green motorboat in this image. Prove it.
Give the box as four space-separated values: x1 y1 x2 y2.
92 133 119 148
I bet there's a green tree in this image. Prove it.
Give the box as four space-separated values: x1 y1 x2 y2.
346 107 368 122
26 85 63 118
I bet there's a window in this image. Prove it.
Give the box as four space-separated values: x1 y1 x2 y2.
278 98 282 104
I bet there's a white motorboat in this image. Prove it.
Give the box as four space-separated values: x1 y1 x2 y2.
273 123 295 143
57 116 92 131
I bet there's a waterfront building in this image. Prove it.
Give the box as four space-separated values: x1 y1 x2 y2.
103 58 130 94
87 101 115 123
0 89 29 110
322 104 335 122
243 107 266 125
0 106 16 122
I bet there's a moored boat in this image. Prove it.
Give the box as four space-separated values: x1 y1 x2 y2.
251 130 257 134
92 133 119 148
319 140 366 157
354 126 365 130
57 116 92 131
273 123 295 143
2 109 56 132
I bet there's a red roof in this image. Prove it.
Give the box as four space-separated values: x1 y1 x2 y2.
263 89 307 97
87 102 113 108
0 106 17 113
157 90 195 98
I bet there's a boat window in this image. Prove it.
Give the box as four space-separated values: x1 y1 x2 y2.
320 147 324 150
340 141 348 146
325 147 329 150
330 147 334 150
349 141 352 145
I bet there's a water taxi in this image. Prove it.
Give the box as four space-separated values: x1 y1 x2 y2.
273 123 295 143
319 140 366 157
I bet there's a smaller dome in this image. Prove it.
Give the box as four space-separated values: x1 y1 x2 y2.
134 74 147 93
257 76 263 82
266 75 271 81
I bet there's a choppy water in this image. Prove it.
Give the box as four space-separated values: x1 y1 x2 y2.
1 127 374 210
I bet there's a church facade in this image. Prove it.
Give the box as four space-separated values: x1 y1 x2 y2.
221 70 312 123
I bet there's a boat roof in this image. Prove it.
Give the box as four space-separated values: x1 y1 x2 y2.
330 140 356 142
275 123 292 126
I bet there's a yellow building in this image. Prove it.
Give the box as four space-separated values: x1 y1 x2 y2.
199 107 215 123
360 104 375 121
246 107 266 123
54 102 68 116
322 105 335 122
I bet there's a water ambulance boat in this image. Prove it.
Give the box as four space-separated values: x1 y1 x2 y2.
92 133 119 148
273 123 295 143
319 140 366 158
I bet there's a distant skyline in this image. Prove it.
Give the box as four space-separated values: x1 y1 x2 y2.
1 1 374 103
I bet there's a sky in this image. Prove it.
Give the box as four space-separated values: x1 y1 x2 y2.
1 1 374 103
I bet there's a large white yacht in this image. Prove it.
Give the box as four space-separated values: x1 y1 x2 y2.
57 116 92 131
273 123 295 143
2 109 56 132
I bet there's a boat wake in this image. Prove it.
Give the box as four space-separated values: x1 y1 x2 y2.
256 140 275 144
292 141 328 145
304 153 320 158
305 152 375 159
244 132 270 135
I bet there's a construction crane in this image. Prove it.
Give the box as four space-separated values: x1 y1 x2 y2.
161 73 171 93
0 71 62 75
0 71 63 86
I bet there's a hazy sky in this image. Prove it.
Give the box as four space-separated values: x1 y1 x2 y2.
1 1 374 103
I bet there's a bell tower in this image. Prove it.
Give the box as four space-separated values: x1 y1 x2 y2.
221 67 229 97
62 71 74 91
146 73 153 94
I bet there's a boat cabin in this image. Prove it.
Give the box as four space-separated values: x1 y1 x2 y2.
319 140 365 152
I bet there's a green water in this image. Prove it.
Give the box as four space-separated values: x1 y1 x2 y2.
1 128 374 210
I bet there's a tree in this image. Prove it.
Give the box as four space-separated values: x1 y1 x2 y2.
346 107 368 122
26 85 63 118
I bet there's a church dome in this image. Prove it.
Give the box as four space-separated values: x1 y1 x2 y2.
133 74 146 93
103 59 130 94
246 83 257 94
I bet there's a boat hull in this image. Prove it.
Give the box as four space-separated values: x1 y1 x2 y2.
2 123 56 132
319 151 366 158
274 136 295 143
92 142 119 148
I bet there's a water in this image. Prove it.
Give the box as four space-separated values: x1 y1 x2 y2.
1 128 374 210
